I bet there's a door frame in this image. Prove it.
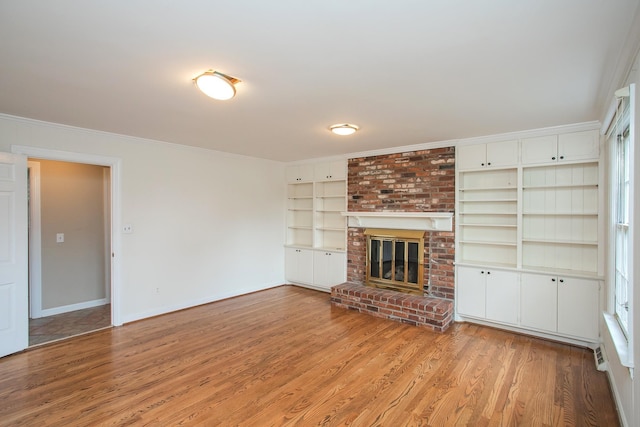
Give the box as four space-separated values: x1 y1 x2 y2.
12 145 123 326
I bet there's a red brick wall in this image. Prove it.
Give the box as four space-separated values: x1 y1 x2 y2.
346 147 455 300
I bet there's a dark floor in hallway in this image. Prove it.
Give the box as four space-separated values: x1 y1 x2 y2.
29 304 111 346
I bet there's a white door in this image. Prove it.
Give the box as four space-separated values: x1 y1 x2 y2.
485 270 519 325
456 266 486 318
486 140 519 168
313 251 346 290
557 277 599 340
457 144 487 170
521 135 558 164
0 153 28 357
520 272 557 332
558 131 600 162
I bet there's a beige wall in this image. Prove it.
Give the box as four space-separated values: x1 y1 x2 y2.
36 159 109 309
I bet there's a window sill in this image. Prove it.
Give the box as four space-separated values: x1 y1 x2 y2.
603 312 634 368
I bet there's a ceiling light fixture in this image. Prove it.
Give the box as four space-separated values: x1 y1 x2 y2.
330 123 359 136
193 70 241 100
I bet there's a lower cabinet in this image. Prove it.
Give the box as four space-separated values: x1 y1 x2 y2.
457 266 519 324
313 251 346 290
285 247 314 285
521 272 599 341
285 247 346 291
457 266 600 342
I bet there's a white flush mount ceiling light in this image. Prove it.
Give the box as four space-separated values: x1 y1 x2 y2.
194 70 241 100
330 123 359 136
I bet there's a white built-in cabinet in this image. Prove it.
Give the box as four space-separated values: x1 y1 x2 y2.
520 273 600 341
286 164 315 182
285 160 347 291
455 129 603 344
457 140 519 170
313 251 347 288
521 130 599 165
285 247 314 285
457 266 519 325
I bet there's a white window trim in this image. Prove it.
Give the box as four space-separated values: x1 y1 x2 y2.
604 84 635 369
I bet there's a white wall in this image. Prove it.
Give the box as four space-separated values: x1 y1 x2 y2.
0 114 286 323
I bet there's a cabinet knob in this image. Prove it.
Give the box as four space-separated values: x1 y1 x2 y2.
487 271 491 275
487 162 491 166
551 156 556 160
481 163 485 166
480 271 485 274
559 279 564 283
559 156 564 160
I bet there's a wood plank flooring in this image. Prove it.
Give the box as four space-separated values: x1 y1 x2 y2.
0 286 618 426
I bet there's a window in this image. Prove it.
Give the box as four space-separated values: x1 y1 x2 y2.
614 125 630 334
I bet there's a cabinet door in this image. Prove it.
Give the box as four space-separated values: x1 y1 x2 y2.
558 131 599 162
485 270 519 325
315 160 346 181
456 266 486 318
285 247 313 284
557 277 599 340
486 140 518 168
457 144 487 171
286 165 314 183
313 250 346 289
520 273 557 332
521 135 558 164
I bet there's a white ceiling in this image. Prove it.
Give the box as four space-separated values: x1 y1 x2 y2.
1 1 639 162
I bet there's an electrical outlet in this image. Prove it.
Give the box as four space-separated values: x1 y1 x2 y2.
56 233 64 243
123 224 133 234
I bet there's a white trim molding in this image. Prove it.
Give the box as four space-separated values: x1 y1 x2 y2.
342 211 453 231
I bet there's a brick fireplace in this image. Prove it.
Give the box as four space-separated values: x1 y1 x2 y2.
330 147 456 332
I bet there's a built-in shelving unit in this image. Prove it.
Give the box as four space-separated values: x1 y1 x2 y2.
455 128 603 344
458 168 518 268
314 180 347 251
521 161 599 275
286 182 314 247
285 161 347 291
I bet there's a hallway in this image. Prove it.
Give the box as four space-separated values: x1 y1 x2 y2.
29 304 111 346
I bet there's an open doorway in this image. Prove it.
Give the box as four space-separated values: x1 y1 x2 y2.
28 159 112 346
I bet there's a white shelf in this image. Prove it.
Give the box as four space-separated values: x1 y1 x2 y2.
459 185 516 191
522 238 597 246
523 212 598 216
460 240 517 247
460 224 516 228
523 184 598 190
460 212 517 216
459 199 517 203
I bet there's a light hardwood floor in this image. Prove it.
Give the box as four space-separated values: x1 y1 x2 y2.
0 286 618 426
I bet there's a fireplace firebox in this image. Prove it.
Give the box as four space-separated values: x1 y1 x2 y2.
364 229 425 295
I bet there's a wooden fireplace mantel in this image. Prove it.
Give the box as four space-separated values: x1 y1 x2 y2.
341 211 453 231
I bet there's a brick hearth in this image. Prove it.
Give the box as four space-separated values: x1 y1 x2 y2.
331 282 453 332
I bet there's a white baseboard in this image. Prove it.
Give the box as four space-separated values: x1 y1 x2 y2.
121 281 283 324
37 298 109 318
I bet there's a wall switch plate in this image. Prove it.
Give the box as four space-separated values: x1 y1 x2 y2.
56 233 64 243
123 224 133 234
